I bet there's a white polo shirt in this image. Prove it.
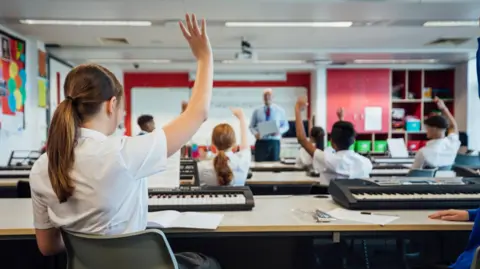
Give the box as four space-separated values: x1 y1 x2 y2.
411 133 461 169
29 128 168 235
197 149 251 186
296 148 313 168
312 147 373 186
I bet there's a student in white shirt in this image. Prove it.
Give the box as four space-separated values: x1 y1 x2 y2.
137 114 155 135
294 97 372 186
198 108 251 186
411 97 460 170
29 14 214 256
296 126 325 168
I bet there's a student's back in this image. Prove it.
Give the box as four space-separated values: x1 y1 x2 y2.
198 149 251 186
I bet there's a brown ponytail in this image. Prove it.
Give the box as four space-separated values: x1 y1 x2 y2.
46 64 124 203
211 123 236 186
213 151 233 185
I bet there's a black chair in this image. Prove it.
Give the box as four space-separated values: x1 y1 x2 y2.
16 180 31 198
455 154 480 167
472 246 480 269
407 169 436 177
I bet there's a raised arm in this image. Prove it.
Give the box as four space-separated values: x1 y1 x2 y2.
162 14 213 156
336 107 345 121
231 108 249 150
295 96 316 156
435 97 458 135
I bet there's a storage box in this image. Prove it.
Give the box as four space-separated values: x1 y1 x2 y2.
407 140 422 152
374 140 387 153
355 140 371 153
405 119 421 132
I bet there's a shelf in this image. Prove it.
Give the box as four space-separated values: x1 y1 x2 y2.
423 98 454 102
391 130 426 134
392 99 422 103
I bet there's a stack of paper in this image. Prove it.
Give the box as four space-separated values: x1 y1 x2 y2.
147 211 224 229
327 208 398 226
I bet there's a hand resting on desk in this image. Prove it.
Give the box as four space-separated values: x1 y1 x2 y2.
429 210 469 221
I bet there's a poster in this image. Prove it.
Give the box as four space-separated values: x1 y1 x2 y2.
38 50 47 107
0 30 26 129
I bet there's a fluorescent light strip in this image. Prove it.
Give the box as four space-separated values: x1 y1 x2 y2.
225 21 352 27
423 21 479 27
19 19 152 26
88 59 171 64
222 60 307 64
354 59 438 64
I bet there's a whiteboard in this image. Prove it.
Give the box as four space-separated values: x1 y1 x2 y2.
131 87 190 136
131 86 307 145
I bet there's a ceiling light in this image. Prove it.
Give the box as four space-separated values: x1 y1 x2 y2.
225 21 353 27
19 19 152 26
222 60 307 64
353 59 438 64
87 59 171 63
423 21 479 27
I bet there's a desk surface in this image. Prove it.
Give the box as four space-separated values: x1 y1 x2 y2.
0 196 473 236
247 172 316 185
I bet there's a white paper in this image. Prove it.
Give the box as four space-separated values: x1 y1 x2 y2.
258 121 279 137
148 211 224 229
364 107 382 131
387 138 409 158
327 208 398 226
147 150 181 188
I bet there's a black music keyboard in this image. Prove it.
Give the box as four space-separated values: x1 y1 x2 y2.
148 186 255 212
329 179 480 210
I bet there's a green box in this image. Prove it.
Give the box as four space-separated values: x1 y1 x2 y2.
355 140 371 153
374 140 388 153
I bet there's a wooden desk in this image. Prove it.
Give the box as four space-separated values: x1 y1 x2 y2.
0 196 473 236
250 162 304 172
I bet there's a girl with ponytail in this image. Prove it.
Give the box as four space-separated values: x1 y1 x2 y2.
198 108 251 186
29 14 214 256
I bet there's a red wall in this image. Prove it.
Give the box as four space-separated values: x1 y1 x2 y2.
123 72 311 136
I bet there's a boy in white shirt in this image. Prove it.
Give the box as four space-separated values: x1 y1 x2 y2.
411 97 460 170
294 97 372 186
137 114 155 135
198 108 251 186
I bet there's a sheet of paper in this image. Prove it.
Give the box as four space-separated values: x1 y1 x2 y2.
327 208 398 226
387 138 409 158
258 121 279 137
147 211 181 228
147 211 224 229
364 107 382 131
147 150 181 188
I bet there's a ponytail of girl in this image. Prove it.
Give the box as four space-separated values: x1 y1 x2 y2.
47 98 81 203
213 150 233 186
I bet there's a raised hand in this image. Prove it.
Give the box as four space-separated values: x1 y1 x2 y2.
434 97 446 110
296 96 308 111
179 14 212 61
336 107 345 120
230 107 245 119
428 209 469 221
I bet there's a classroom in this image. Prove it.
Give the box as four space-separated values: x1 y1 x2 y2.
0 0 480 269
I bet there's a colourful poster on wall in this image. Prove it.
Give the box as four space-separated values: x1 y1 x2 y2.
0 30 26 128
38 50 47 107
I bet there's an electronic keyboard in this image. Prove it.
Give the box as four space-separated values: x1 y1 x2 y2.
371 157 414 164
329 178 480 210
148 186 255 212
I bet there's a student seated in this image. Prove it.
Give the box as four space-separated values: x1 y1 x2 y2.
29 14 214 258
137 114 155 135
429 209 479 269
411 97 460 170
294 97 372 185
296 126 325 168
198 108 251 186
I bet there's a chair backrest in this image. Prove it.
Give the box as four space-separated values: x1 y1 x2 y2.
455 154 480 167
471 246 480 269
61 229 178 269
407 169 436 177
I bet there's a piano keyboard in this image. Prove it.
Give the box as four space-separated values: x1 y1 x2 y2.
148 186 255 212
329 179 480 210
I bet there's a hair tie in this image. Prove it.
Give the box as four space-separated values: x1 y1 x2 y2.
65 96 74 102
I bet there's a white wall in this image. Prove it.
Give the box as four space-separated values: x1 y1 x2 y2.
466 58 480 150
0 25 47 165
310 67 327 128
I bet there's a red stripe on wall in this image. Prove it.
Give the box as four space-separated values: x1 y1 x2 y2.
123 72 311 136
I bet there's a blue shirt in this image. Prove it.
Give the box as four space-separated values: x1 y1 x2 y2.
249 104 289 140
451 208 480 269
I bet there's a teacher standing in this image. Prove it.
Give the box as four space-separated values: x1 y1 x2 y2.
249 88 289 162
